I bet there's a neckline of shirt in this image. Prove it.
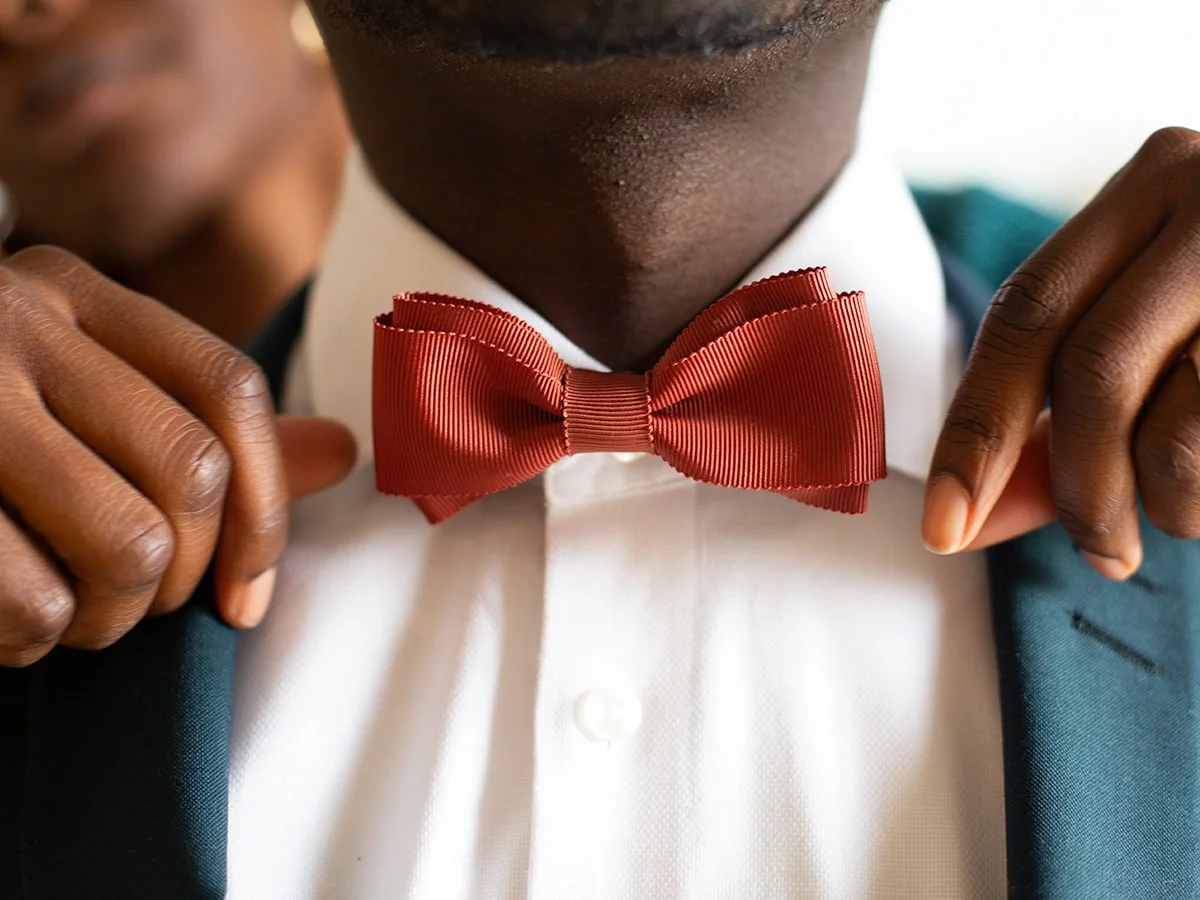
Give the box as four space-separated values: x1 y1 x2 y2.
300 136 950 483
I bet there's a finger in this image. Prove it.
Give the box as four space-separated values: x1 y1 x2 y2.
924 128 1198 554
0 394 173 650
1135 358 1200 540
30 323 229 616
0 508 73 667
9 249 290 627
207 417 357 631
967 410 1055 550
82 309 284 628
1044 192 1200 574
279 416 358 501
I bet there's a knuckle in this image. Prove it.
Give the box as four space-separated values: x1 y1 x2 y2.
240 500 290 557
0 246 91 330
1137 127 1200 169
1054 333 1134 412
5 585 74 650
103 516 175 594
983 265 1070 355
175 433 233 515
5 243 82 274
942 398 1006 457
0 267 20 311
207 349 272 413
1137 422 1200 540
1137 425 1200 489
2 245 91 300
0 272 42 333
1055 495 1119 549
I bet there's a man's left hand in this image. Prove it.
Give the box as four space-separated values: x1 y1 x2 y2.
925 126 1200 579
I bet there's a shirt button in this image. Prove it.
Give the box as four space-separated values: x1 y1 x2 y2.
574 687 643 742
611 452 643 464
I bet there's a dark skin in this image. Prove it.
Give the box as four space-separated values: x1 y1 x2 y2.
2 0 1200 664
0 0 358 662
0 0 350 343
930 128 1200 574
318 0 880 369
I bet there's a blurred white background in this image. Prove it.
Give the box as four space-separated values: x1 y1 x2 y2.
864 0 1200 212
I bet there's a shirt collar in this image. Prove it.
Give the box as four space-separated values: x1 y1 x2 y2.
302 138 948 481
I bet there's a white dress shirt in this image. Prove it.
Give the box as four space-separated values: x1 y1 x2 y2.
228 140 1006 899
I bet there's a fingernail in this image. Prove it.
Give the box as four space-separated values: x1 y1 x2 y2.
229 568 277 629
1080 550 1135 582
922 476 972 554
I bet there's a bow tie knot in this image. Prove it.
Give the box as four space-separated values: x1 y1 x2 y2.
373 268 887 523
563 369 653 455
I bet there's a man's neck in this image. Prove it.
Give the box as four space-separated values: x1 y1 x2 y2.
342 12 880 370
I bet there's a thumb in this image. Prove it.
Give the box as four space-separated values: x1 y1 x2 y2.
278 415 358 500
961 410 1055 551
213 417 354 631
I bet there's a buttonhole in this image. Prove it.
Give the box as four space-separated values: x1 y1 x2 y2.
1070 610 1158 676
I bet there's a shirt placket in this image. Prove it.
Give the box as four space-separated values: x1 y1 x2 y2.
526 452 700 900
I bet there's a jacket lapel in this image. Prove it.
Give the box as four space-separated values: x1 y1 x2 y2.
989 520 1200 897
944 252 1200 898
0 287 310 900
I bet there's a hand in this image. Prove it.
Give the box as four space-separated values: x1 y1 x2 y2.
0 246 355 667
924 127 1200 579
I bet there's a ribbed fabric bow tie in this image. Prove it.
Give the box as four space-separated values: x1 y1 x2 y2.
372 267 886 523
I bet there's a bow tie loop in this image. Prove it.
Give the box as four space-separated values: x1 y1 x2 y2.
373 268 887 523
648 286 884 492
372 293 568 498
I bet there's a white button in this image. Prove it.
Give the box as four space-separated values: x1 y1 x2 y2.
611 452 643 464
574 687 643 742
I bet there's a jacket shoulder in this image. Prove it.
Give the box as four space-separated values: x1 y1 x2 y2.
913 186 1064 292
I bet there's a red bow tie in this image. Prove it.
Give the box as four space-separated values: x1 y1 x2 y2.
372 268 886 523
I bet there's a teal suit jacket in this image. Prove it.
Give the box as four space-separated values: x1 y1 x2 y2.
2 190 1198 899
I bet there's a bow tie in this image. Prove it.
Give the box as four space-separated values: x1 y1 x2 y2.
372 268 886 523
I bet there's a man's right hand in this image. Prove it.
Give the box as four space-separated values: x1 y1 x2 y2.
0 246 356 667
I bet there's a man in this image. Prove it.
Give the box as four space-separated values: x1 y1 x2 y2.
5 0 1200 897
